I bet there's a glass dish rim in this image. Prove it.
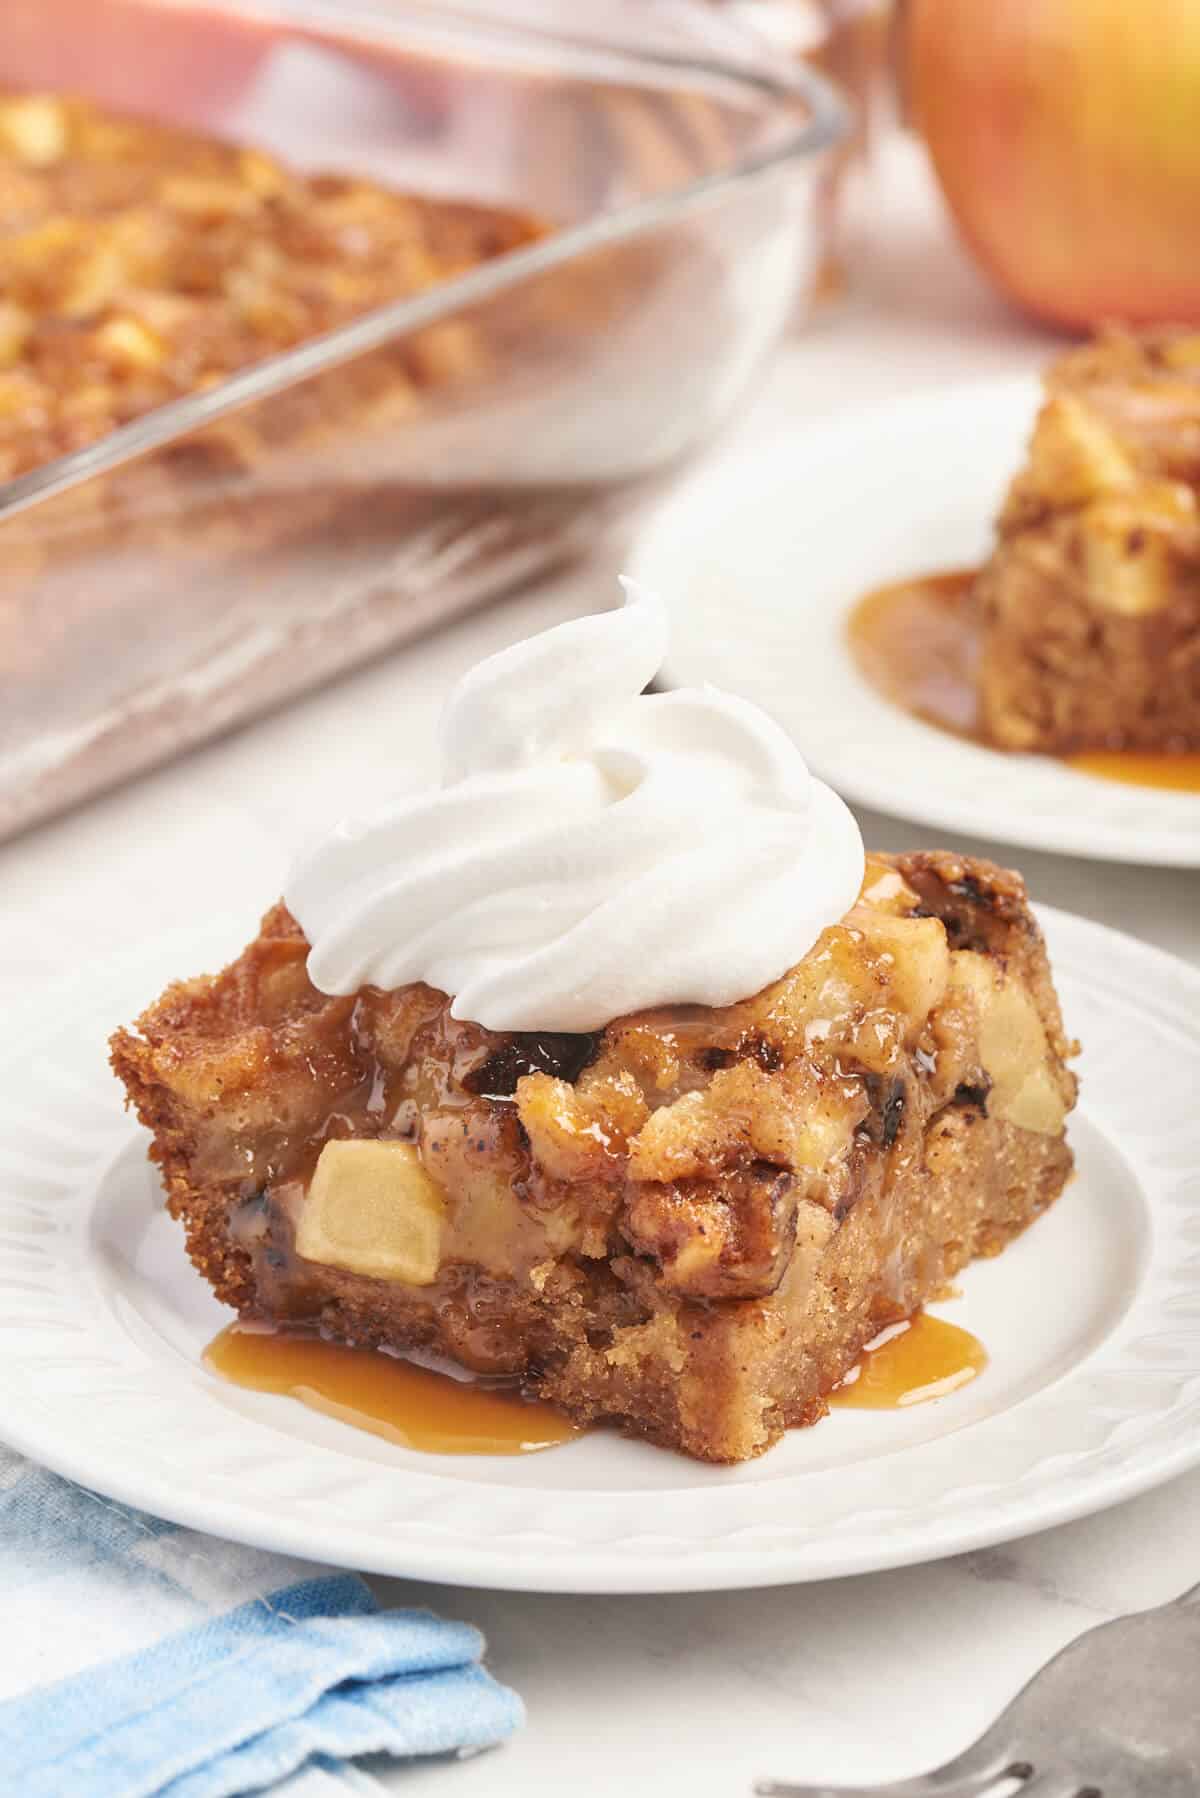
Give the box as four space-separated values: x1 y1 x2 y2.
0 0 848 524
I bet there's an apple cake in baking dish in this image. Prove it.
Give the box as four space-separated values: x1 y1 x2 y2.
111 585 1077 1463
0 87 543 482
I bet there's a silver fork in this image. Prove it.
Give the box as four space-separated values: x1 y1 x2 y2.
757 1582 1200 1798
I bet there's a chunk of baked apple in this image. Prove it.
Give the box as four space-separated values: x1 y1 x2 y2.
948 953 1068 1136
1081 482 1195 616
1023 392 1135 510
295 1139 446 1284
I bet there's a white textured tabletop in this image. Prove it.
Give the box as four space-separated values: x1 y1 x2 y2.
4 138 1198 1796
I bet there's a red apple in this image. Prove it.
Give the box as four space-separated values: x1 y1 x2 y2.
909 0 1200 328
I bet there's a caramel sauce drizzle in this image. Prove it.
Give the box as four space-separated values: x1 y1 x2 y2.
846 569 982 738
847 569 1200 792
206 1312 986 1454
205 1325 581 1455
829 1312 987 1409
1065 749 1200 792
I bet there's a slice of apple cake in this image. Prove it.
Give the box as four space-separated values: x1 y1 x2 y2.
977 327 1200 752
111 848 1076 1464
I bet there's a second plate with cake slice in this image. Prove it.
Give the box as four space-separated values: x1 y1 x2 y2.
635 357 1200 866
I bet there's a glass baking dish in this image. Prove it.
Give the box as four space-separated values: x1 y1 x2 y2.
0 0 845 841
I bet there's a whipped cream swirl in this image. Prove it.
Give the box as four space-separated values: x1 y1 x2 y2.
287 581 865 1032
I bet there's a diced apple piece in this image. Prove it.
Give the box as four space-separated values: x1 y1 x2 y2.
1026 393 1135 507
857 859 919 916
419 1106 586 1272
1081 482 1195 616
0 97 67 166
96 316 165 370
948 954 1068 1136
844 908 951 1026
295 1139 445 1285
786 927 896 1034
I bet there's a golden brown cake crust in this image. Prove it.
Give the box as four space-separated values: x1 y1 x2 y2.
111 851 1078 1463
977 327 1200 752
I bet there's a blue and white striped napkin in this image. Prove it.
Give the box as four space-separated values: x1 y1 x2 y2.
0 1446 522 1798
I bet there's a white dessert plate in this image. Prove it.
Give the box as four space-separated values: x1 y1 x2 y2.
1 907 1198 1595
634 374 1200 867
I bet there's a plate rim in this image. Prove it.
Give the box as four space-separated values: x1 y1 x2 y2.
637 373 1200 869
0 903 1198 1594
